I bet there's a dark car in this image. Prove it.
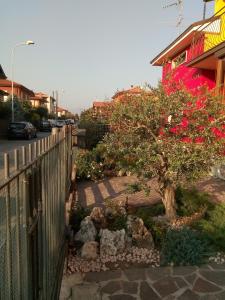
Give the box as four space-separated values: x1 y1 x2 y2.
8 122 37 140
40 120 52 132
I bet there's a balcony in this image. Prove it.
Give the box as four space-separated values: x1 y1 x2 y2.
188 7 225 67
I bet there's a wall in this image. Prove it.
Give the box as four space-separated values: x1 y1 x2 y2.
162 46 216 94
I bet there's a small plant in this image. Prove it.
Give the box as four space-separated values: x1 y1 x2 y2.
175 187 213 216
70 206 90 233
76 149 104 181
107 215 127 231
196 203 225 251
161 227 210 266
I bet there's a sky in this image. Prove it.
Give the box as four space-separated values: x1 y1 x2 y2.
1 0 215 114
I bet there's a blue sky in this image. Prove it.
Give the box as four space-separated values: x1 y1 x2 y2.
1 0 214 113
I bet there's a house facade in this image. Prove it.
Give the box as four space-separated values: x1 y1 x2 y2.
30 92 48 108
151 0 225 97
0 79 34 101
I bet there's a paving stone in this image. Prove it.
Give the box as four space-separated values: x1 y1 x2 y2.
209 263 225 270
60 273 84 300
184 273 197 286
153 276 179 298
84 270 122 282
199 270 225 286
124 268 146 281
177 289 200 300
164 296 176 300
173 266 197 276
140 281 160 300
121 281 138 294
109 295 136 300
101 281 121 294
174 277 188 289
146 267 171 282
193 278 222 293
71 283 101 300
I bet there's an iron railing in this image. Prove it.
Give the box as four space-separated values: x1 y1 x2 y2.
0 126 72 299
188 7 225 63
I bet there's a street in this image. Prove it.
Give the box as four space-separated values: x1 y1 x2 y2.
0 132 51 181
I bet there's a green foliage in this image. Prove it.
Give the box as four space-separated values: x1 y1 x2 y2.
107 215 127 231
196 203 225 251
103 85 225 218
79 108 109 149
69 206 90 233
136 204 165 220
76 149 104 181
161 227 210 266
135 204 166 247
126 182 143 194
175 187 213 216
0 101 11 119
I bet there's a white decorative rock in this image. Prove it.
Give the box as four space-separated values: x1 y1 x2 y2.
99 229 126 257
81 241 99 260
75 216 97 243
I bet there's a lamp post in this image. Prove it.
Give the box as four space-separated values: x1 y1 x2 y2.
11 40 35 122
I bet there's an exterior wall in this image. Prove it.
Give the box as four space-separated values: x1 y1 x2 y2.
0 86 32 101
162 46 216 93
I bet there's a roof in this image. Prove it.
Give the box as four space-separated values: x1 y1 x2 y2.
0 90 9 96
0 79 34 96
93 101 110 107
57 106 68 112
112 86 145 99
151 16 218 66
0 65 7 79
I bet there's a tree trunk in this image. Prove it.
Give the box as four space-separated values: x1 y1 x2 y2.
162 184 176 220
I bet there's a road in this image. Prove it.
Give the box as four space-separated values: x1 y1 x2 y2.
0 132 51 181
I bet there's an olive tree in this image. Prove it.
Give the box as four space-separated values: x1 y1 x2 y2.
104 85 225 220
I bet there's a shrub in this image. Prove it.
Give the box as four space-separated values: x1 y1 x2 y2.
136 204 165 221
175 187 213 216
76 149 104 181
196 203 225 251
135 204 166 248
161 227 210 266
107 215 127 231
70 206 90 233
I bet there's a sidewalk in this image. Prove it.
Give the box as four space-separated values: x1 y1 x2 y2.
77 176 225 209
60 263 225 299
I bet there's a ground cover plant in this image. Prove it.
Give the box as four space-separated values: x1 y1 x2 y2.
103 84 225 220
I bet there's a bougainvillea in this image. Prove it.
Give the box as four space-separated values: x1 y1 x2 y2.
104 84 225 220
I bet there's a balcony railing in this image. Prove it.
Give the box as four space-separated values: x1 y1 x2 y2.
188 7 225 63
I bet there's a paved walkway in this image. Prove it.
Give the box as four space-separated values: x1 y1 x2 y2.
77 176 225 209
60 263 225 300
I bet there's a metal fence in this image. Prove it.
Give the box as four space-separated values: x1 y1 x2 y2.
0 126 72 299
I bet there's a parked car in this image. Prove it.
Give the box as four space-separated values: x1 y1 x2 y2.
56 120 66 128
8 122 37 140
40 120 52 132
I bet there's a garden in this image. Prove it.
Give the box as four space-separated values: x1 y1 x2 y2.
67 85 225 274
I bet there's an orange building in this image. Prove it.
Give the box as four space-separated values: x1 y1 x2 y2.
0 79 34 101
112 86 150 103
30 92 48 108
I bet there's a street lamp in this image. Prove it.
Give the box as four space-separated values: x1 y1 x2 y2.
11 40 35 122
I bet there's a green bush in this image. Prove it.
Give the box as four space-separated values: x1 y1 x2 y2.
175 187 213 216
161 227 210 266
69 206 90 233
135 204 166 247
196 203 225 251
107 215 127 231
136 204 165 221
76 149 104 181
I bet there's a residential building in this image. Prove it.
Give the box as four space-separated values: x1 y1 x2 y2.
92 101 110 118
112 86 148 103
0 79 34 101
30 92 48 108
0 90 9 102
0 65 7 80
151 0 225 97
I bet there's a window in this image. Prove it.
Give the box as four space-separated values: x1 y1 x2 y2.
172 51 187 69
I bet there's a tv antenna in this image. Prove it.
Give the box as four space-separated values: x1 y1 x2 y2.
163 0 184 29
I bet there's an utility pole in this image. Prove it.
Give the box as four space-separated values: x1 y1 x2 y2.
203 0 214 19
